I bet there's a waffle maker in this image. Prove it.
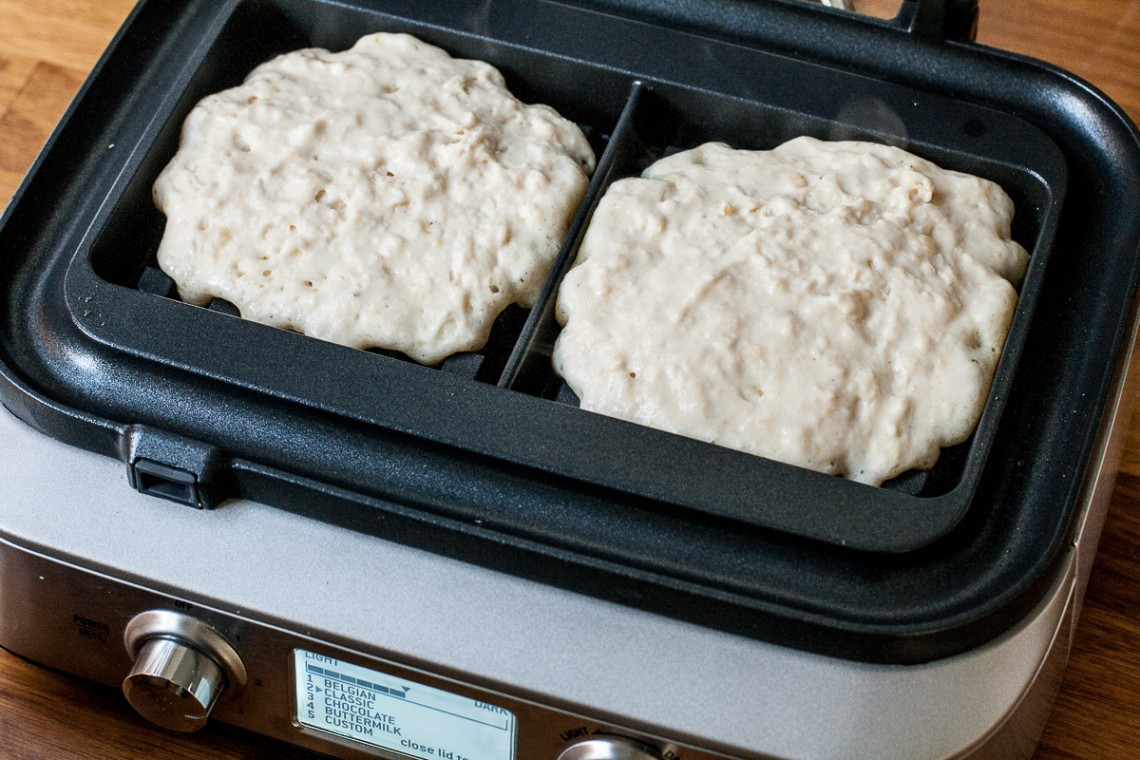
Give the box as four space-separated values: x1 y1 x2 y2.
2 0 1139 758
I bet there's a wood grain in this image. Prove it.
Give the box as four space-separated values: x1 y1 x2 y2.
1 1 1138 758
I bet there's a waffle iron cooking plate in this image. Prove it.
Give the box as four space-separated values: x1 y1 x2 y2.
1 0 1138 664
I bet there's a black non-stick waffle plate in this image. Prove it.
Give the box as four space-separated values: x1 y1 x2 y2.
2 0 1139 663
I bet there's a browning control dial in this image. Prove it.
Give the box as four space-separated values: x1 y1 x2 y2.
558 736 661 760
121 610 247 732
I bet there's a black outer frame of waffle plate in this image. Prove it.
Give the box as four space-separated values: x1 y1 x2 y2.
1 0 1138 664
83 0 1068 551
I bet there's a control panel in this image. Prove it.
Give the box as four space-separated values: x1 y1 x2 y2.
0 541 739 760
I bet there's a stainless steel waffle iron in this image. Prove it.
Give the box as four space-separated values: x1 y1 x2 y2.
2 1 1139 758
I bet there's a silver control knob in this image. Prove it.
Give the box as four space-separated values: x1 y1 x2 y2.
557 736 661 760
123 637 225 731
122 610 247 732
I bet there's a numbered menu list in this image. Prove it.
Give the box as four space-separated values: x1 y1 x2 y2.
293 649 516 760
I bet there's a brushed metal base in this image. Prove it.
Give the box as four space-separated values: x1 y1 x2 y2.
0 402 1094 759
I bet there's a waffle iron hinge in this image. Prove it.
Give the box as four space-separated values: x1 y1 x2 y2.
123 425 230 509
896 0 980 42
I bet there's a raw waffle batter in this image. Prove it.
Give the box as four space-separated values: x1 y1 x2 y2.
154 32 595 364
553 137 1028 485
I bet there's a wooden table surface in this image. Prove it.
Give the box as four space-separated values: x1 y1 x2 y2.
1 1 1139 758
